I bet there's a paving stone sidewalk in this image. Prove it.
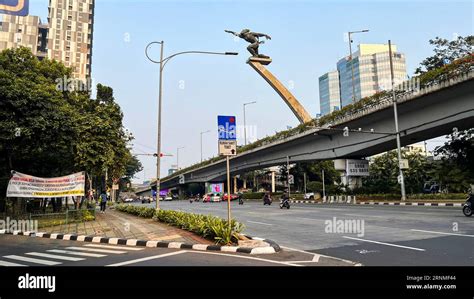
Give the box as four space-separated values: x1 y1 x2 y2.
39 208 212 245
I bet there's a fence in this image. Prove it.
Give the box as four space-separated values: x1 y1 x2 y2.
28 208 96 230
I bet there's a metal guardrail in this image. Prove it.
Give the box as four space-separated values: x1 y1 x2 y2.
28 208 96 229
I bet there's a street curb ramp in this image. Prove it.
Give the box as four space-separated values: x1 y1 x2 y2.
0 230 281 255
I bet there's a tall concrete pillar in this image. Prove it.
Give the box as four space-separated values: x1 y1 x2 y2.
271 171 276 193
233 176 238 194
243 179 247 190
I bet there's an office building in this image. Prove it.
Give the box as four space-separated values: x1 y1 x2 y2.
0 15 48 58
318 70 341 115
319 44 407 115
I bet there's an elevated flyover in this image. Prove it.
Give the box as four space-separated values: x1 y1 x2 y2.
161 71 474 189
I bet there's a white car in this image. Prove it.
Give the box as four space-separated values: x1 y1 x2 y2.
304 193 315 200
124 198 134 202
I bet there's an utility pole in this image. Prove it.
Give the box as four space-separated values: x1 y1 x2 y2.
389 40 406 201
200 130 210 163
347 29 369 103
287 156 290 199
177 146 185 170
243 101 257 146
322 169 326 201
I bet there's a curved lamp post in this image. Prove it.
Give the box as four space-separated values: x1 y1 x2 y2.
145 41 238 210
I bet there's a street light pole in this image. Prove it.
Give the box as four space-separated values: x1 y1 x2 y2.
145 41 238 211
348 29 369 103
389 40 406 201
243 101 257 146
200 130 210 163
177 146 185 170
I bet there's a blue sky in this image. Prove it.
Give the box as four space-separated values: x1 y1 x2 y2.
29 0 473 182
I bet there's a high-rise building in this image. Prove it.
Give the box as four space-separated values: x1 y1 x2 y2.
337 44 407 107
48 0 95 81
0 15 48 58
318 70 341 116
319 44 407 115
0 0 95 82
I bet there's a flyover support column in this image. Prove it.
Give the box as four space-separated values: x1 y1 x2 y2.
243 179 247 190
271 171 276 193
233 176 237 194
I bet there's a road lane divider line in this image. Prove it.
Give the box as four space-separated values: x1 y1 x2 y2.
247 221 273 226
186 251 302 267
106 251 187 266
47 249 106 257
0 260 28 266
25 252 85 261
3 255 62 265
84 244 145 250
342 236 426 251
410 229 474 238
64 247 127 254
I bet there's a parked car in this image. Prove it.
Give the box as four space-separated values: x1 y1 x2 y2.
124 198 134 202
141 197 151 204
203 193 222 202
304 192 315 200
221 193 241 201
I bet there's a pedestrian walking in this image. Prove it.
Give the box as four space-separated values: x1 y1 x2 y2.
100 191 107 213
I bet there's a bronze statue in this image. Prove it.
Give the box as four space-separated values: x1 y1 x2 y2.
225 29 271 58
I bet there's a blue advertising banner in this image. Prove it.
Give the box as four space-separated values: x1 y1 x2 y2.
0 0 29 16
217 115 236 141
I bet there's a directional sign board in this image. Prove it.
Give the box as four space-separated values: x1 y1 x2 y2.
217 115 237 156
0 0 29 16
399 159 409 169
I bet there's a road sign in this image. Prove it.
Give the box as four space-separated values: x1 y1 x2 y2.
217 115 237 156
217 115 237 140
399 159 409 169
218 140 237 156
288 175 294 184
112 184 119 190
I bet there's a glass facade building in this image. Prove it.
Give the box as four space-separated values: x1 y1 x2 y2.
319 70 341 115
319 44 407 115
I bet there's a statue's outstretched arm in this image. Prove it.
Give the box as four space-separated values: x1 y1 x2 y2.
225 30 238 36
251 32 271 40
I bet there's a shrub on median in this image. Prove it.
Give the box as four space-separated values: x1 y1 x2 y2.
115 204 244 245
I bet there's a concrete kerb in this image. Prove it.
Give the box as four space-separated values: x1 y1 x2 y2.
290 199 463 207
0 230 281 255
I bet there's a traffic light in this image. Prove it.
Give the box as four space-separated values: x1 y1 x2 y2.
343 127 349 137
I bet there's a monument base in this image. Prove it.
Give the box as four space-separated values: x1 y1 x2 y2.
247 56 272 65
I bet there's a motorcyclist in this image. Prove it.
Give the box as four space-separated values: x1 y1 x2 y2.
263 192 272 205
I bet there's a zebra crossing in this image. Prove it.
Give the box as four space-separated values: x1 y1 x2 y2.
0 244 144 266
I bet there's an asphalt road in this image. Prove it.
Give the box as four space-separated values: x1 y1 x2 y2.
0 234 345 267
137 200 474 266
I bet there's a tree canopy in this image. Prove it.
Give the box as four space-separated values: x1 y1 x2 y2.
0 47 140 196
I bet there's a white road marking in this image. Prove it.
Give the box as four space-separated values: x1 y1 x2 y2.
25 252 85 261
343 213 385 218
84 244 145 251
107 251 187 266
47 249 106 257
186 251 303 267
0 260 27 266
342 236 426 251
3 255 62 265
64 247 127 254
410 229 474 238
247 221 273 226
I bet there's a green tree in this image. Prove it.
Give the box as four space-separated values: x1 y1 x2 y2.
415 35 473 74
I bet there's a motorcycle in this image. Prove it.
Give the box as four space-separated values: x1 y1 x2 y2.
263 196 272 206
280 197 290 209
238 196 244 205
462 192 474 217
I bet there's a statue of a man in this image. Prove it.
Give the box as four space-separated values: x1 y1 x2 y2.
225 29 271 58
